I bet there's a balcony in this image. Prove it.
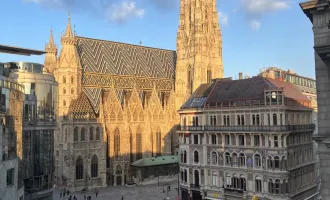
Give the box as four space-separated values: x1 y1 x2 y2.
224 188 244 197
178 124 315 132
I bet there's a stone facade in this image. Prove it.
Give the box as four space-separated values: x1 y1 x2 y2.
300 1 330 200
178 77 318 200
46 0 224 191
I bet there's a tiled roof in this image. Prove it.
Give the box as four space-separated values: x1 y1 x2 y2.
68 92 97 119
76 36 176 79
180 76 311 109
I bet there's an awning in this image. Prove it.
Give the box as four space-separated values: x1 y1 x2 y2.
205 197 224 200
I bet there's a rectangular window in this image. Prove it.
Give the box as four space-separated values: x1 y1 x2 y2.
252 115 256 125
255 179 262 192
274 136 278 147
211 135 217 145
239 135 245 146
7 168 14 186
194 135 199 144
225 135 230 145
254 135 260 146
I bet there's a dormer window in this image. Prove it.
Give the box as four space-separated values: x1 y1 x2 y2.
265 91 283 106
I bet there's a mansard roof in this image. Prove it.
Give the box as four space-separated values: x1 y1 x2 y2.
181 76 311 110
75 36 176 80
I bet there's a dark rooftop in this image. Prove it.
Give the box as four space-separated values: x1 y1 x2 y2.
0 44 45 56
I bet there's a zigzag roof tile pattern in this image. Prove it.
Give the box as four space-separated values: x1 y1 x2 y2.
75 36 177 80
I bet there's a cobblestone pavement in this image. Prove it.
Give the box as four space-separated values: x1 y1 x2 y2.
53 180 180 200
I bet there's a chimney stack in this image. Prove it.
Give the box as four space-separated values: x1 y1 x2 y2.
239 72 243 80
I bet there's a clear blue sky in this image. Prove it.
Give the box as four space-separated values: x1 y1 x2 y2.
0 0 315 79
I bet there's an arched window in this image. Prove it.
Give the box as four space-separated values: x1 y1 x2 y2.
71 88 74 94
274 156 280 169
76 156 83 180
74 127 78 141
91 155 98 178
232 153 237 166
194 151 199 163
211 151 217 165
212 172 218 186
275 179 281 194
207 69 212 83
256 114 260 125
239 153 245 167
267 156 273 169
240 175 246 191
136 131 142 160
63 88 66 94
116 165 122 175
81 127 85 141
184 169 187 182
268 179 274 193
90 127 94 140
232 174 239 189
255 176 262 192
63 76 66 84
156 131 161 156
114 128 120 157
63 100 66 107
96 127 100 140
56 151 59 157
194 170 200 186
71 75 74 84
254 154 261 167
241 115 245 125
183 151 187 163
225 152 231 165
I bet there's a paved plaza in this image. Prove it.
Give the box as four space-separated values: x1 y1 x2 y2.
53 180 180 200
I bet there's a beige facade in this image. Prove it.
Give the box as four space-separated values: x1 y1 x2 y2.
45 0 224 191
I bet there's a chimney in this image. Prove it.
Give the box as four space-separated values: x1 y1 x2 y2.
239 72 243 80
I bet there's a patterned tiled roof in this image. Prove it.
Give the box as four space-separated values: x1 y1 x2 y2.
75 36 177 113
76 36 176 79
68 92 97 119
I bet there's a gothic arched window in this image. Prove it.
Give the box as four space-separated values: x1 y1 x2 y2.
136 131 142 160
63 100 66 107
207 69 212 83
194 151 199 163
114 128 120 157
76 156 83 180
74 127 78 141
71 88 74 94
91 155 98 178
63 76 66 84
90 127 94 140
156 131 161 156
63 88 66 94
71 75 74 84
96 127 100 140
81 127 85 141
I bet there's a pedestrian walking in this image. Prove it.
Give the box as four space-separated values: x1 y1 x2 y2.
96 191 98 198
60 192 62 198
121 196 124 200
84 195 86 200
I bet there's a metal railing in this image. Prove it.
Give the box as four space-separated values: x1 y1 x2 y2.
178 124 315 132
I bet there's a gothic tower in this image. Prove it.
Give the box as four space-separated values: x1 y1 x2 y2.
55 14 82 117
175 0 224 108
44 28 57 74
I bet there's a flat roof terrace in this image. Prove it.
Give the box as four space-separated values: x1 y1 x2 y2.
0 44 45 56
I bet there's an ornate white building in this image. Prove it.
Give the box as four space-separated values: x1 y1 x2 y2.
178 76 318 200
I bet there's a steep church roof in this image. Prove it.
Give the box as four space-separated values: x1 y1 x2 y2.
75 36 177 79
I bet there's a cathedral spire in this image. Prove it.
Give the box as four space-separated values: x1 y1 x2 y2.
175 0 224 109
64 12 74 38
44 27 58 74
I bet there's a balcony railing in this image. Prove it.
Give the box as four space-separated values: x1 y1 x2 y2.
178 124 315 132
190 183 200 190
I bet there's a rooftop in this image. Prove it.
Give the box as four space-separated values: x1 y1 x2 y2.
0 44 45 56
